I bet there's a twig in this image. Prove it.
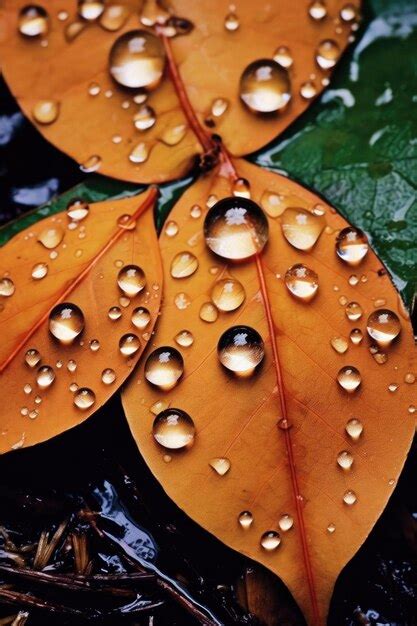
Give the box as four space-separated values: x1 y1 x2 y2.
33 520 68 570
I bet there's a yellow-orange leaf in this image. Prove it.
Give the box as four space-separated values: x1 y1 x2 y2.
0 189 162 453
122 160 416 624
0 0 360 183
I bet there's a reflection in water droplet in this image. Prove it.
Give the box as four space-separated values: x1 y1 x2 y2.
38 226 64 249
74 387 96 410
102 368 116 385
80 155 101 173
218 326 264 376
0 277 15 297
19 5 49 37
108 306 122 321
238 511 253 529
174 292 191 310
119 333 140 356
131 306 151 329
170 252 199 279
340 3 358 22
316 40 340 69
204 197 268 260
343 490 357 506
160 124 187 146
367 309 401 347
345 301 363 321
327 523 336 534
273 46 293 68
209 457 231 475
260 190 284 218
211 98 229 118
285 264 318 301
133 105 156 130
32 101 59 125
337 366 361 392
240 59 291 113
300 81 317 100
145 346 184 391
118 265 146 296
308 0 327 20
153 408 195 449
330 336 348 354
100 3 130 31
129 142 150 164
200 302 218 323
233 178 251 199
109 30 165 89
25 348 41 368
36 365 55 388
260 531 281 551
49 303 85 344
278 514 294 532
281 208 325 251
67 198 89 221
336 227 369 265
337 450 354 470
224 11 239 31
211 278 245 312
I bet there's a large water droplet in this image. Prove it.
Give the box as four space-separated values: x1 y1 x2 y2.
336 227 369 265
31 262 48 280
345 301 363 321
153 408 195 449
209 457 231 475
174 330 194 348
316 39 340 69
366 309 401 347
36 365 55 388
238 511 253 529
145 346 184 391
73 387 96 410
281 208 325 251
345 418 363 440
211 278 245 312
133 105 156 130
32 101 59 125
240 59 291 113
131 306 151 329
67 198 89 221
218 326 264 376
0 277 15 297
204 197 268 260
285 264 319 301
109 30 165 89
19 5 49 37
25 348 41 368
49 303 85 345
38 226 64 249
117 265 146 296
170 252 199 279
343 490 357 506
337 450 354 470
337 366 361 392
119 333 140 356
260 531 281 551
308 0 327 20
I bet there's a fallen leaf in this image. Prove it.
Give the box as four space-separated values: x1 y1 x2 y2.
0 188 162 453
122 159 416 624
0 0 360 183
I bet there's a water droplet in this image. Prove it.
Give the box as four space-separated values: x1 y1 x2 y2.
170 252 199 279
343 490 357 506
199 302 218 323
366 309 401 347
108 306 122 321
78 0 104 20
300 81 317 100
327 523 336 534
174 292 191 310
65 20 87 42
129 142 150 164
340 3 358 22
0 277 15 297
260 531 281 551
74 387 96 410
281 208 325 251
66 198 89 221
337 450 354 470
388 383 398 393
32 100 59 125
19 5 49 36
211 98 229 118
25 348 41 368
260 190 284 218
374 298 387 308
209 457 231 475
69 382 78 392
238 511 253 529
165 220 179 237
273 46 293 68
224 11 239 31
232 178 251 200
174 330 194 348
370 346 387 365
278 514 294 532
160 123 187 146
23 383 32 395
119 333 140 356
204 197 268 260
210 278 245 312
240 59 291 113
102 368 116 385
29 409 39 419
405 373 416 385
109 30 165 89
285 264 319 301
133 105 156 131
336 227 369 265
408 405 416 415
330 336 348 354
349 274 359 286
145 347 184 390
67 359 77 373
36 365 55 389
49 303 85 345
316 39 340 69
31 262 48 280
153 408 195 449
350 328 363 345
80 155 101 173
150 400 169 415
117 214 136 231
118 265 146 296
206 194 218 209
100 3 130 30
131 306 150 330
218 326 264 376
21 407 29 416
308 0 327 20
345 301 363 321
38 226 64 249
345 418 363 440
337 366 361 392
89 339 100 352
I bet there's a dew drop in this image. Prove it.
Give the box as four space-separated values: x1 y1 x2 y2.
108 306 122 321
336 227 369 265
337 450 354 470
38 226 64 249
66 198 89 221
209 457 231 475
327 523 336 534
330 336 348 354
117 265 146 296
218 326 264 376
159 123 187 147
89 339 100 352
349 274 359 286
21 407 29 416
240 59 291 113
73 387 96 410
340 3 358 22
29 409 39 420
300 81 317 100
211 278 245 312
285 264 319 301
174 330 194 348
366 309 401 347
409 405 416 415
206 194 218 209
150 400 169 415
405 373 416 385
343 490 357 506
129 142 150 164
211 98 229 118
260 190 284 218
65 20 87 41
80 155 102 173
78 0 104 20
204 197 268 260
165 220 179 237
224 11 239 31
316 39 341 69
100 3 130 31
117 214 137 231
0 277 15 297
119 333 140 356
174 292 191 310
67 359 77 373
232 178 251 199
337 366 361 392
25 348 41 368
308 0 327 20
36 365 55 389
69 382 78 392
152 408 195 450
170 252 199 279
260 531 281 551
101 368 116 385
109 30 165 90
278 514 294 532
281 208 325 251
273 46 293 68
349 328 362 345
200 302 218 323
23 383 32 395
345 301 363 321
32 100 59 125
133 105 156 131
18 5 49 37
131 306 151 330
238 511 253 529
145 347 184 391
49 303 85 345
30 262 49 282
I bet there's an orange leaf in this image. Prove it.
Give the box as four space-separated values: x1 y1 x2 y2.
0 188 162 453
0 0 360 183
122 160 416 624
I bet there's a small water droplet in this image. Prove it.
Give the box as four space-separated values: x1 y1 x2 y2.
74 387 96 410
67 198 89 221
206 194 218 209
119 333 140 356
350 328 363 345
19 5 49 37
80 155 101 173
204 197 268 260
117 214 137 231
109 30 165 89
118 265 146 296
273 46 293 68
88 82 101 96
218 326 264 376
211 278 245 312
36 365 55 389
78 0 104 20
32 100 59 125
238 511 253 529
345 301 363 321
374 298 386 308
240 59 291 113
164 220 179 237
409 405 416 414
337 450 354 470
49 303 85 344
29 409 39 420
0 277 15 297
69 382 78 392
209 457 231 475
336 227 369 265
145 347 184 390
366 309 401 347
31 262 48 280
133 105 156 131
340 3 358 22
200 302 218 323
153 408 195 449
21 407 29 416
371 347 387 365
131 306 151 330
278 514 294 532
285 264 319 301
327 523 336 534
337 366 361 392
349 274 359 286
101 368 116 385
23 383 32 395
89 339 100 352
224 11 239 31
260 190 284 218
100 3 130 30
316 39 340 69
173 330 193 349
405 373 416 385
67 359 77 373
388 382 398 393
38 226 64 249
160 124 187 146
308 0 327 20
108 306 122 321
330 336 348 354
343 490 357 506
211 97 229 118
174 292 191 310
232 178 251 199
345 418 363 440
260 531 281 551
170 251 199 279
300 81 317 100
281 208 325 251
129 142 150 164
150 400 169 415
25 348 41 368
65 20 87 41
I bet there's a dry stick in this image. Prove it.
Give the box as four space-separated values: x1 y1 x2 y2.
0 186 159 374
